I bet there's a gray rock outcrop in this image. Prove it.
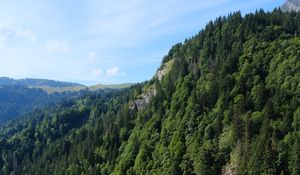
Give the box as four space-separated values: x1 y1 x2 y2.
130 88 157 110
281 0 300 11
155 65 168 81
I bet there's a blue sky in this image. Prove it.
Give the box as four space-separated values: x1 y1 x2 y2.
0 0 284 85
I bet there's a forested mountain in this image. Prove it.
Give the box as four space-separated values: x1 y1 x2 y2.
0 77 132 93
0 77 87 123
0 77 132 123
0 9 300 175
0 85 85 123
282 0 300 11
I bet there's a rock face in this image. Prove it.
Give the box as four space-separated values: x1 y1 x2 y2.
281 0 300 11
130 59 174 110
155 65 168 81
222 164 237 175
130 88 157 110
155 59 174 81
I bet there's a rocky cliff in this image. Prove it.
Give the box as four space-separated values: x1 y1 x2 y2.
281 0 300 11
130 59 174 110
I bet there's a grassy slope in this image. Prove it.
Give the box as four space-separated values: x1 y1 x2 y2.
31 83 134 93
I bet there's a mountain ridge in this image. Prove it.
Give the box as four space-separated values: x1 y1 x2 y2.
0 76 133 93
0 77 83 88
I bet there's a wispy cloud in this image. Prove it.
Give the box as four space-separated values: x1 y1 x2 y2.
91 68 103 77
0 0 285 85
87 51 96 62
45 40 69 54
0 20 37 47
15 29 37 43
84 0 232 48
106 66 119 77
92 66 120 78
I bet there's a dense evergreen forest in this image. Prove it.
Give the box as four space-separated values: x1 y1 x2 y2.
0 77 131 123
0 9 300 175
0 85 85 123
0 77 86 123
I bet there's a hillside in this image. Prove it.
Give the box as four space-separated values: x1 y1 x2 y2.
0 77 83 88
39 83 133 93
0 9 300 175
0 77 132 123
0 85 85 123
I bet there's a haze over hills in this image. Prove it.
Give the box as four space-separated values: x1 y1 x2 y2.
281 0 300 11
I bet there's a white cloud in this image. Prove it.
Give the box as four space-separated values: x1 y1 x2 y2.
0 20 37 47
16 29 37 43
106 66 119 77
92 68 104 77
0 25 14 40
46 40 69 54
91 66 120 78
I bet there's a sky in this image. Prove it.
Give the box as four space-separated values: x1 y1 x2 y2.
0 0 285 85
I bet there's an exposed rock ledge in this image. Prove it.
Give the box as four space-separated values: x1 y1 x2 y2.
155 65 167 81
130 59 173 110
222 164 237 175
130 88 157 110
155 59 174 81
281 0 300 12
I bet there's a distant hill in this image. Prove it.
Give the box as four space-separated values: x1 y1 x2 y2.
0 84 83 123
0 77 83 88
0 77 84 122
88 83 134 90
0 77 133 123
34 83 133 93
281 0 300 11
0 77 133 93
